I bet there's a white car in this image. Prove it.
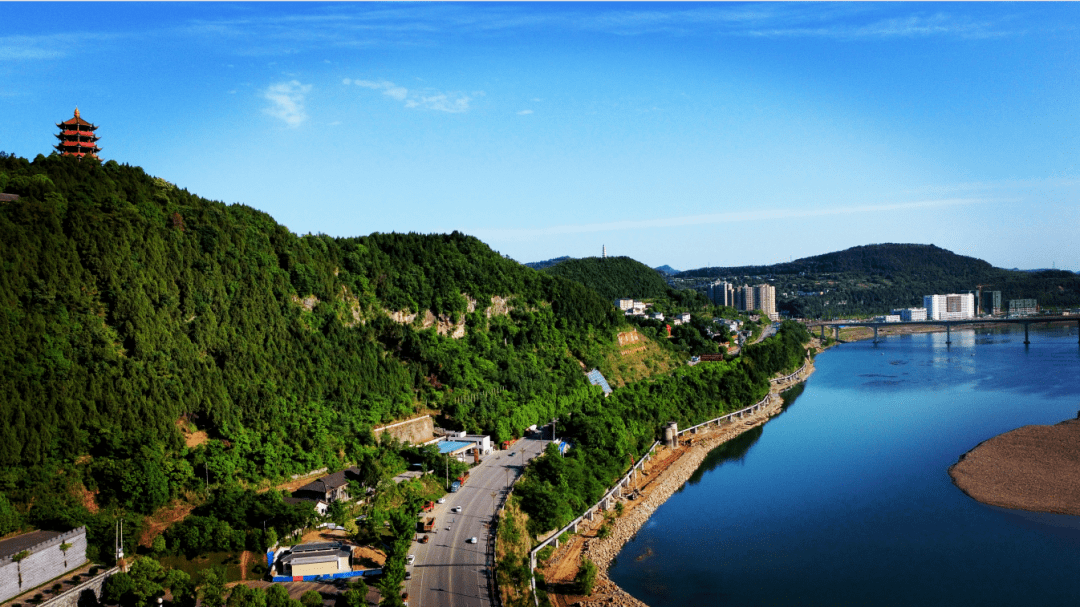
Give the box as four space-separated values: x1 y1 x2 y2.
407 554 415 565
452 506 462 513
468 537 478 544
436 498 446 504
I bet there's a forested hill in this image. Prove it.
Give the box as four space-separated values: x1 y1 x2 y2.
677 244 1080 317
0 153 622 491
540 256 672 302
678 244 993 279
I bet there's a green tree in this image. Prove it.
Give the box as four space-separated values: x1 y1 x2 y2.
574 558 597 596
299 590 323 607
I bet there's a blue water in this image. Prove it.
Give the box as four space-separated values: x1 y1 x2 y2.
608 325 1080 606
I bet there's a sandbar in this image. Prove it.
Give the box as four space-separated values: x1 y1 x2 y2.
949 417 1080 516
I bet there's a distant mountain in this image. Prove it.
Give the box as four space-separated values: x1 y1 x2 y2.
654 265 680 276
678 244 993 280
524 256 573 270
677 244 1080 318
540 256 672 301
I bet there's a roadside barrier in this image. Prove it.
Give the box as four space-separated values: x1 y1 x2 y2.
770 359 809 385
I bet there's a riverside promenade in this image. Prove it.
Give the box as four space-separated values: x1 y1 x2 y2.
536 358 817 607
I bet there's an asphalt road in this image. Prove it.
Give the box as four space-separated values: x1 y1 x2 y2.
407 436 547 607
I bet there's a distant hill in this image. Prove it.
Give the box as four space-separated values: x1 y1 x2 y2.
654 265 680 276
677 244 1080 318
540 256 672 302
524 256 573 270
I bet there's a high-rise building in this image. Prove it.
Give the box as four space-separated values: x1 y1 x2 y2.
706 280 734 307
923 293 974 320
55 108 101 159
753 284 777 320
979 290 1002 316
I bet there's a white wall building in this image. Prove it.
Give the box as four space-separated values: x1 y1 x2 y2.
893 307 928 322
615 298 634 311
923 294 974 321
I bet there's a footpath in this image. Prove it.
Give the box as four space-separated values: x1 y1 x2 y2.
538 358 817 607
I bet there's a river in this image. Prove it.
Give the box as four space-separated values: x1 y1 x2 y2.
608 324 1080 606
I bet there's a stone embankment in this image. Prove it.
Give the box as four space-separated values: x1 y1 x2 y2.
550 361 815 607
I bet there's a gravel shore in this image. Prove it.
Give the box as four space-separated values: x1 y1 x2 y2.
552 361 815 607
949 417 1080 516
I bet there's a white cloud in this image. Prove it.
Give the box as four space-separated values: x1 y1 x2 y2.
517 109 533 115
471 198 997 240
263 80 312 127
347 77 474 113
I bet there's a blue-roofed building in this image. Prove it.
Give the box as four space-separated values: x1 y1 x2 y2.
438 440 473 455
586 369 612 395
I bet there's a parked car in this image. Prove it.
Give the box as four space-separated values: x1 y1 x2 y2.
452 506 462 513
407 554 415 565
468 537 478 544
436 498 446 504
405 571 412 580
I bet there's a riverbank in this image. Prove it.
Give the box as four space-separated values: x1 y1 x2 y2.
538 359 816 607
949 416 1080 516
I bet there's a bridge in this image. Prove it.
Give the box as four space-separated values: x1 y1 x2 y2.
807 316 1080 345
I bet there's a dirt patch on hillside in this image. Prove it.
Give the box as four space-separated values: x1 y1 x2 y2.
73 484 100 514
177 417 209 448
140 502 195 547
950 417 1080 515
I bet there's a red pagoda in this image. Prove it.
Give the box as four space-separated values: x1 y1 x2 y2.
54 107 101 159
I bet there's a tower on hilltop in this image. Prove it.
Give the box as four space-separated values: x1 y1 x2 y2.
55 108 101 159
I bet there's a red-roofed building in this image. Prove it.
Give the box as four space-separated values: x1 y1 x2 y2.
54 108 100 159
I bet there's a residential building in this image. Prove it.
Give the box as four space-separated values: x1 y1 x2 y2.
294 467 361 504
753 284 777 320
706 281 734 307
1008 299 1038 317
979 291 1002 316
615 298 635 311
923 293 975 321
893 307 928 322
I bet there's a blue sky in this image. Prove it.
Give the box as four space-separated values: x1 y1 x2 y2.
2 2 1078 270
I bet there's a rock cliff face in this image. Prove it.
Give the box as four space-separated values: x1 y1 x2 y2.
386 295 514 339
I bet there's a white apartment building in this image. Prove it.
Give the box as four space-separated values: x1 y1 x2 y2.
923 294 974 321
893 307 928 322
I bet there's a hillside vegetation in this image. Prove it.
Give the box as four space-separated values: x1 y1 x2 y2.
677 244 1080 318
0 153 623 553
540 256 672 302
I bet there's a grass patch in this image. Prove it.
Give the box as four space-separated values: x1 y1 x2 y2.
159 552 244 582
496 497 535 607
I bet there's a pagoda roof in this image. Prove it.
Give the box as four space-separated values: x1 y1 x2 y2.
58 140 100 148
57 108 97 128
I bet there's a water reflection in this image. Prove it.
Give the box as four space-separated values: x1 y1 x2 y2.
683 383 807 487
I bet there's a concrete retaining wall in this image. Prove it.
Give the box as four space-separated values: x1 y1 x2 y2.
35 567 118 607
0 528 88 603
374 415 434 446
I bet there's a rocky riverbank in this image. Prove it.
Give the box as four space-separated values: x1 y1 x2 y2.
949 416 1080 516
548 361 815 607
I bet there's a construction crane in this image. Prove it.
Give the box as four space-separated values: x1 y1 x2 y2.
975 284 994 316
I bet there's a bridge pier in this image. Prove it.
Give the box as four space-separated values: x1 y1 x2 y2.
1024 322 1031 345
833 326 840 341
821 325 826 339
873 326 879 344
946 323 951 345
